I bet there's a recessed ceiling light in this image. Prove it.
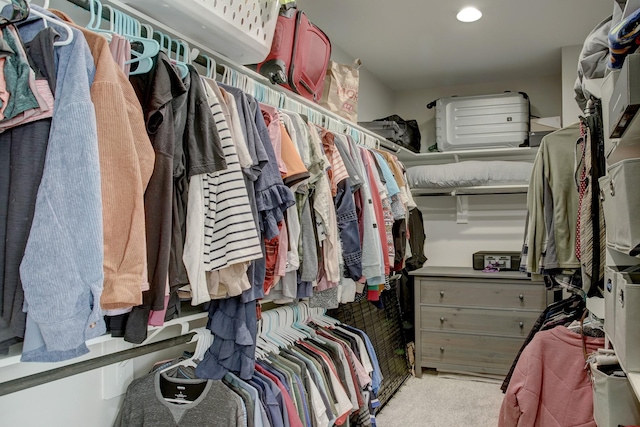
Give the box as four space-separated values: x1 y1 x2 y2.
457 7 482 23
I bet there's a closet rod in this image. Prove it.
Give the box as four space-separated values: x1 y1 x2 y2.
0 332 195 397
62 0 399 153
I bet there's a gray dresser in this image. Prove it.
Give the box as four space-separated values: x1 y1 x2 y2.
411 267 546 377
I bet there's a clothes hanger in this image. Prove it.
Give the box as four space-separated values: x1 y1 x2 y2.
86 0 114 42
257 311 282 353
264 310 289 349
200 54 216 80
280 307 306 343
23 1 73 46
287 305 312 340
110 5 158 75
3 0 31 29
169 38 189 79
292 304 316 337
158 327 213 374
140 22 153 39
271 309 297 346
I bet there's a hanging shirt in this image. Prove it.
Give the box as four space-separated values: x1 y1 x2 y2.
51 10 156 310
278 117 310 189
347 139 382 294
255 363 305 427
12 6 104 362
201 79 262 273
360 148 388 298
0 25 56 353
115 371 246 427
526 124 581 274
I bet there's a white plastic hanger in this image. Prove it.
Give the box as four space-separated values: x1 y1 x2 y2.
159 327 213 374
269 309 295 347
284 305 310 341
26 1 73 47
200 54 216 80
277 308 302 344
257 311 281 353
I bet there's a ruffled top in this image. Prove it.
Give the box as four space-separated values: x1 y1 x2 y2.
196 298 257 381
249 96 295 240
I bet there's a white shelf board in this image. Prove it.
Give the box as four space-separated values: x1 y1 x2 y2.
628 372 640 399
395 146 538 167
412 184 529 197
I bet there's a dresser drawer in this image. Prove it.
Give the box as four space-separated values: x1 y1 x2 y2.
420 331 523 375
420 306 539 337
419 279 545 310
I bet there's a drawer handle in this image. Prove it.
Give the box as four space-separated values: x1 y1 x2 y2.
440 317 445 324
440 347 445 352
518 294 524 301
519 322 524 329
440 290 445 297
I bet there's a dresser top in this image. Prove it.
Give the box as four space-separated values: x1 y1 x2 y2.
409 266 539 281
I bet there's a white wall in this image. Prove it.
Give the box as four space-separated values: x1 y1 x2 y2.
562 45 584 127
329 44 396 122
415 194 528 268
394 75 562 152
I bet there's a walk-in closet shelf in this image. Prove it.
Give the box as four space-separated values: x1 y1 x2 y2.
392 146 538 167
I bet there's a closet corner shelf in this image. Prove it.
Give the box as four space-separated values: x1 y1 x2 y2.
392 146 539 167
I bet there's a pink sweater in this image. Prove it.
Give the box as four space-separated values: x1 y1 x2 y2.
499 326 604 427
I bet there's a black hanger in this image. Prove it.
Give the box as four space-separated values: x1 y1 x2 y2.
0 0 30 29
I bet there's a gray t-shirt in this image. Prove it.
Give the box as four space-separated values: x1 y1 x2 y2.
114 371 246 427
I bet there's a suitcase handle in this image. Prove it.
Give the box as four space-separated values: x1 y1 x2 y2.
299 79 316 100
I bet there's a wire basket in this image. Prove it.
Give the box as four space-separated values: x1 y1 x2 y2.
124 0 280 64
328 278 411 409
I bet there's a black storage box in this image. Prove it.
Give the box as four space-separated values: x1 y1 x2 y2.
473 251 522 271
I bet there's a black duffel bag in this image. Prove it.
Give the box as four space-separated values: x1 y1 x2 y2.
374 115 421 153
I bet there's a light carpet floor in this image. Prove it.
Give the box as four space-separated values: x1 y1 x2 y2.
376 371 505 426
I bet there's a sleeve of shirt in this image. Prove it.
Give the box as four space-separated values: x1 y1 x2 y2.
185 69 227 177
93 78 152 310
526 145 546 274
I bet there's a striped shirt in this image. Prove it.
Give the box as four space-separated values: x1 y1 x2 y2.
201 80 262 271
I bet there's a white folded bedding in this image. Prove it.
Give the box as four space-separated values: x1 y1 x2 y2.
406 161 533 189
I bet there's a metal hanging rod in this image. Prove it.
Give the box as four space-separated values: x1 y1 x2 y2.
0 332 195 397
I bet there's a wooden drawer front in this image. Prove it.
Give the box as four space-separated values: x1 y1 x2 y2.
420 306 539 337
420 331 522 374
419 279 545 310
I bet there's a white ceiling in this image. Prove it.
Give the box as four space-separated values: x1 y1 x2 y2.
296 0 615 91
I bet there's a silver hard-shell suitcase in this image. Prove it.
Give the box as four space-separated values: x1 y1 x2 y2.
428 92 530 151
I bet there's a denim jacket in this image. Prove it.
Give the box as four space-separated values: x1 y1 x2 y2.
5 6 104 361
334 178 363 281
